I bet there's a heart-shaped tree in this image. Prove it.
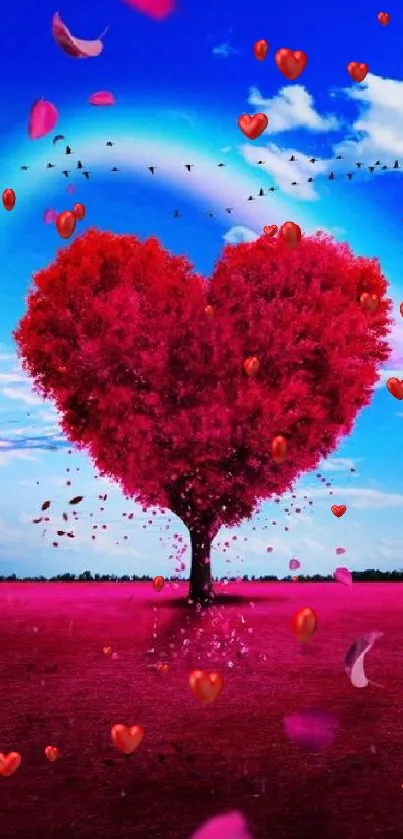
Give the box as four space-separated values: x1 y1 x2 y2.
15 229 391 602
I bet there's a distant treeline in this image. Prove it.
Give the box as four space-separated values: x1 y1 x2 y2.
0 570 403 582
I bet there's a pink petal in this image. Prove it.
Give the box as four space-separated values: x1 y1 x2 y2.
52 12 105 58
43 208 57 224
123 0 176 20
334 566 352 587
89 91 116 106
28 100 58 140
335 547 346 555
190 812 254 839
289 558 301 570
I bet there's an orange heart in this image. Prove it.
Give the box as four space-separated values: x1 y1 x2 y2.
188 670 224 704
263 224 278 238
157 662 169 673
45 745 60 762
111 724 144 755
0 752 21 777
103 646 112 655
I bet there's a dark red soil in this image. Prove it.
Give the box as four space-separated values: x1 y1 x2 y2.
0 581 402 839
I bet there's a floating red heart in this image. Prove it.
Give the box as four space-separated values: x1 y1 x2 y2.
275 49 307 80
205 304 214 318
45 745 60 762
360 292 379 313
189 670 224 704
280 221 301 249
387 377 403 400
56 211 76 240
263 224 278 238
400 302 403 318
238 113 268 140
347 62 368 82
331 504 346 518
272 435 287 464
111 724 144 754
244 356 260 376
377 11 390 25
73 203 86 221
157 662 169 673
253 39 269 61
2 188 15 211
0 752 21 777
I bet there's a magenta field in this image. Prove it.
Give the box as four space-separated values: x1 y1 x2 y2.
0 581 402 839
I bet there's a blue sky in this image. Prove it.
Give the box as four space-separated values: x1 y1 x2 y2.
1 0 403 580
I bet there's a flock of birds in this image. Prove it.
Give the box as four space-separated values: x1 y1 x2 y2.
15 133 403 220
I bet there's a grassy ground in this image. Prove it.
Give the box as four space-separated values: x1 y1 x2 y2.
0 581 401 839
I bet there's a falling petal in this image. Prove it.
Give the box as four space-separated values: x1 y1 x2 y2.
289 558 301 570
334 566 352 586
28 99 58 140
52 12 106 58
335 547 346 556
88 91 116 105
284 707 339 752
190 811 254 839
123 0 175 19
345 632 383 688
43 208 57 224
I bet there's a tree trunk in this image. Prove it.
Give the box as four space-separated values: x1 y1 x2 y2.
188 525 214 604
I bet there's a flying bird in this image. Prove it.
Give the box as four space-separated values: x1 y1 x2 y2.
61 170 69 178
106 141 115 146
148 166 157 174
291 181 298 186
53 134 65 144
355 162 363 168
173 209 181 218
184 164 194 172
258 188 265 197
309 158 317 163
256 160 266 165
328 172 335 180
46 162 55 168
217 162 226 167
393 160 400 169
20 165 28 170
82 171 90 179
77 161 83 169
111 167 119 172
289 155 296 162
225 208 233 213
65 146 73 155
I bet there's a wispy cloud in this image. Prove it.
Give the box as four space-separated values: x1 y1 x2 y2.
240 142 329 200
248 84 339 134
1 387 43 406
223 225 259 244
320 457 357 473
212 42 237 58
300 487 403 510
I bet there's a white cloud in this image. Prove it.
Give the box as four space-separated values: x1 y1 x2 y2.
334 73 403 164
248 84 339 134
240 142 329 200
320 457 357 472
1 387 42 406
223 225 259 244
0 450 38 466
0 373 28 384
300 487 403 510
212 42 237 58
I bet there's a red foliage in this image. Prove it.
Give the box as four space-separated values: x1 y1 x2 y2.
15 228 391 545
